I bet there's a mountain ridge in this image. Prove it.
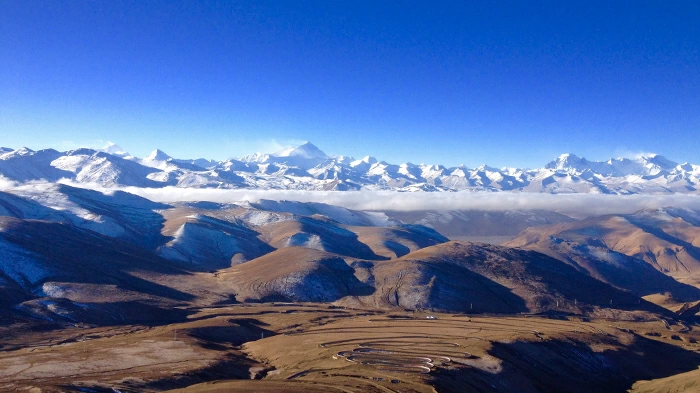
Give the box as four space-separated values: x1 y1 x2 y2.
1 142 698 193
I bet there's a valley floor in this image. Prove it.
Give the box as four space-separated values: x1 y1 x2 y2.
2 303 700 393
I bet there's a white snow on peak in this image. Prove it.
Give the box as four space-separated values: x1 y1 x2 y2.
350 156 378 168
240 152 270 163
145 149 172 162
3 147 34 158
476 164 500 172
546 153 584 170
100 142 130 157
333 155 355 165
449 168 467 177
0 141 698 194
274 142 328 159
639 154 677 170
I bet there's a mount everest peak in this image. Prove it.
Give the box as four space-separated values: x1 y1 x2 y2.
99 142 130 157
273 141 328 159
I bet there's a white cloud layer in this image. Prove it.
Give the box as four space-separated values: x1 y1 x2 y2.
0 176 18 191
53 180 700 218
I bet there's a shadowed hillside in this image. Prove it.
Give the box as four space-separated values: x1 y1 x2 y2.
352 242 669 315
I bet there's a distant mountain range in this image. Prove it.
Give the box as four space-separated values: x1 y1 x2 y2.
1 142 698 193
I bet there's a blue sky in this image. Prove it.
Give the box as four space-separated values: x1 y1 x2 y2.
1 1 698 167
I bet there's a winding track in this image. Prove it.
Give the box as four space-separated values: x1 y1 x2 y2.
305 315 599 375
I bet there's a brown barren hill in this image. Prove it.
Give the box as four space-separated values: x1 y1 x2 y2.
219 241 668 315
256 216 386 260
351 241 666 315
505 209 700 306
158 207 274 270
504 231 700 303
507 209 700 274
629 368 700 393
218 247 373 303
0 216 197 324
349 224 448 258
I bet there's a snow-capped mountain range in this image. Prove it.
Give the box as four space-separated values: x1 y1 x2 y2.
1 142 698 194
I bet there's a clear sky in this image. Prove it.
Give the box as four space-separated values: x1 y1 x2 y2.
1 1 699 168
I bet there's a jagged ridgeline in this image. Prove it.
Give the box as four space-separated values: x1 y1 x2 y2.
1 143 698 192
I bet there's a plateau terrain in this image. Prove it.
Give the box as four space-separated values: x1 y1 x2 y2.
2 177 700 392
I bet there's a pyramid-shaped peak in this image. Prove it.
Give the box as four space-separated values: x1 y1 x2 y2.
361 155 378 164
146 149 171 161
275 142 327 159
545 153 586 169
557 153 583 162
476 164 499 172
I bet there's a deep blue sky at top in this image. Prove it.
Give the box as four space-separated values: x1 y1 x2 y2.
1 1 698 167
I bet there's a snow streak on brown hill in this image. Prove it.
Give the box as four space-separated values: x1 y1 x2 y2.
2 183 693 328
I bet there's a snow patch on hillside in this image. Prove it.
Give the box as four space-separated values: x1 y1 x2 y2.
286 233 324 250
9 183 127 238
159 222 243 265
0 239 50 288
238 209 292 226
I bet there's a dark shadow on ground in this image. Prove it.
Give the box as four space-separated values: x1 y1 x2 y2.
432 334 700 393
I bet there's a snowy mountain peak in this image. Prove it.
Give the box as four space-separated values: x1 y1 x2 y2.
362 155 378 164
422 164 445 171
350 156 378 168
146 149 172 162
546 153 583 169
555 153 585 164
5 147 35 158
274 142 327 159
639 154 677 170
476 164 500 172
678 162 693 171
333 155 355 165
0 143 699 194
240 152 270 163
100 142 130 157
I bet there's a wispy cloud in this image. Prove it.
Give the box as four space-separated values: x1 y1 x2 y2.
222 138 310 159
57 139 115 152
613 148 659 160
260 139 309 154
